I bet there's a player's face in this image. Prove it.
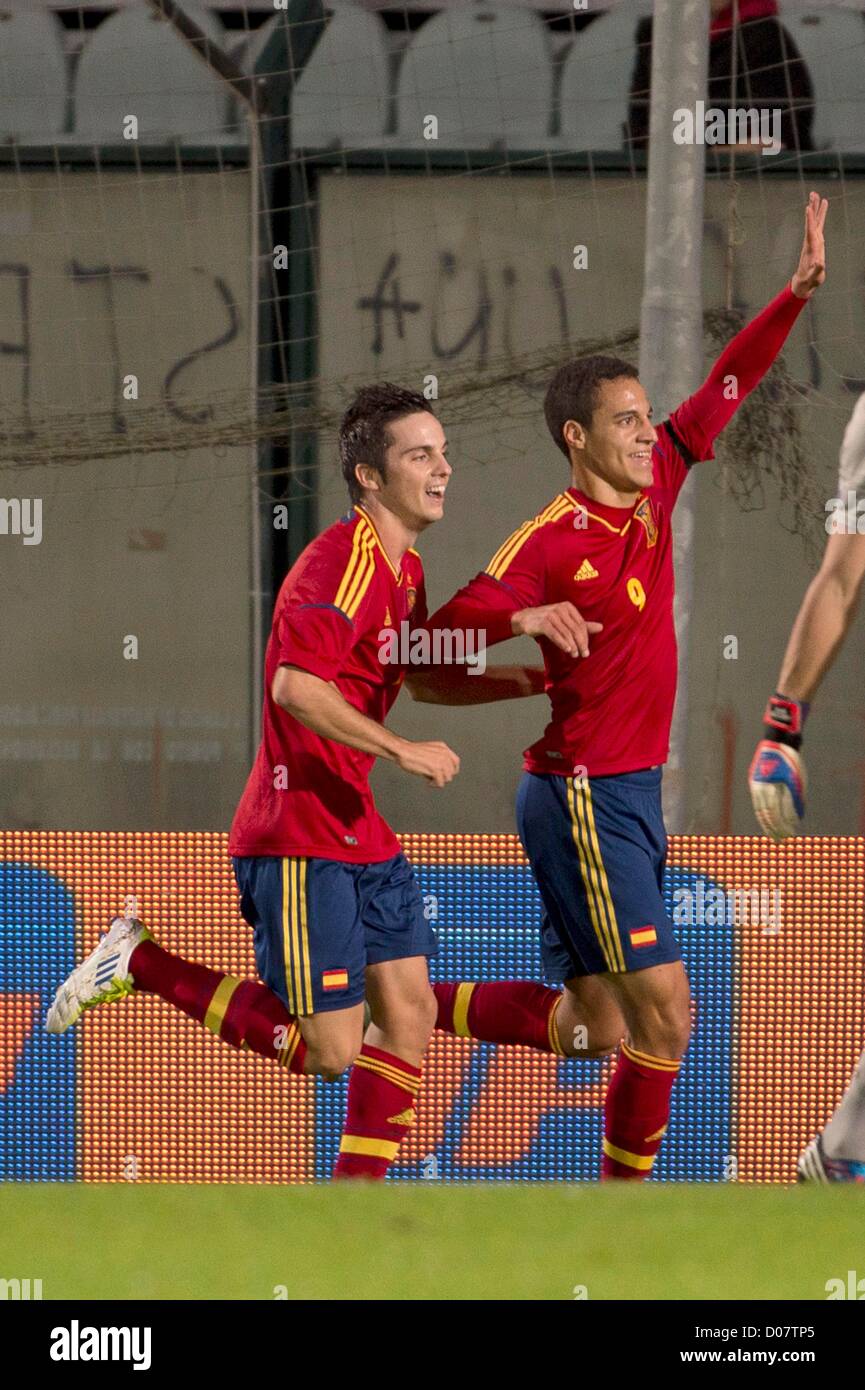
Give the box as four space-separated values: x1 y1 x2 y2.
581 378 657 494
378 412 451 530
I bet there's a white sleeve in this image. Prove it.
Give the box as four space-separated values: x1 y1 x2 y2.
838 391 865 498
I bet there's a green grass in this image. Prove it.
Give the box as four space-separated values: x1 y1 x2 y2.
2 1184 862 1300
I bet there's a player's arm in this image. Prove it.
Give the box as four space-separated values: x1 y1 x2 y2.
749 532 865 840
668 193 827 464
427 527 602 662
272 665 459 788
405 662 546 705
777 532 865 701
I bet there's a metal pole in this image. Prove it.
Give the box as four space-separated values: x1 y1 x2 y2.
638 0 710 832
247 113 264 757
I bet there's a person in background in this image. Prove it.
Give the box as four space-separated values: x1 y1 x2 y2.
627 0 814 154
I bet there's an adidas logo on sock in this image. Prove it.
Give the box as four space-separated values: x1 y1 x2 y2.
386 1107 417 1127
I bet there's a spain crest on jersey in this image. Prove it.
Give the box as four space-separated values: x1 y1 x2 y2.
634 496 658 547
407 586 417 614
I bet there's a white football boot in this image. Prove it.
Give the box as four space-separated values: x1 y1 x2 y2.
45 916 152 1034
797 1132 865 1184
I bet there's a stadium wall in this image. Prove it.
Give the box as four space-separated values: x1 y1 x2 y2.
1 830 862 1184
0 166 253 836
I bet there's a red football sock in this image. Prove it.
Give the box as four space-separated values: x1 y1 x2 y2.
333 1044 422 1180
601 1041 681 1180
129 938 307 1074
433 981 564 1055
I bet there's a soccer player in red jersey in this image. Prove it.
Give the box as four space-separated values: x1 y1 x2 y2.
46 384 536 1180
429 193 828 1180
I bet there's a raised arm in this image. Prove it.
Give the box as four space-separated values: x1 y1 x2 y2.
670 193 827 463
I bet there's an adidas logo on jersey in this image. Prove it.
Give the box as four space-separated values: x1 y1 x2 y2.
574 559 599 581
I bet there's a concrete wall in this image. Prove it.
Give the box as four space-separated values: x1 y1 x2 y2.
0 169 252 830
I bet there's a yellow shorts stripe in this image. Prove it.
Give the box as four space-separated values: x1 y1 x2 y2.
203 976 241 1037
286 856 300 1011
283 858 311 1017
452 981 476 1039
298 858 313 1015
547 993 565 1057
291 858 312 1016
567 780 623 973
577 781 626 973
602 1138 656 1172
339 1134 400 1161
622 1040 681 1073
354 1054 421 1095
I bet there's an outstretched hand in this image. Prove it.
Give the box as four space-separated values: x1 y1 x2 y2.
791 191 828 299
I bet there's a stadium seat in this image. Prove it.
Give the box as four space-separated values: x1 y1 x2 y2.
395 6 554 149
74 5 232 144
291 1 389 148
778 4 865 152
0 10 67 140
559 2 653 152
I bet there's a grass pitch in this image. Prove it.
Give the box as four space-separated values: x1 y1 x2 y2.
3 1183 861 1300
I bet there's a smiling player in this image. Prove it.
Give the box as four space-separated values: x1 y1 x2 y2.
427 193 828 1181
46 384 538 1181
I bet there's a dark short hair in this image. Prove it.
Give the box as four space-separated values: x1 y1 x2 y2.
339 383 433 503
544 355 639 458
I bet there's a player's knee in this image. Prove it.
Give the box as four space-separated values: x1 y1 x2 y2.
417 986 439 1038
306 1039 359 1081
561 1004 625 1059
580 1026 626 1060
633 1007 690 1061
668 994 693 1055
400 988 439 1045
372 987 437 1049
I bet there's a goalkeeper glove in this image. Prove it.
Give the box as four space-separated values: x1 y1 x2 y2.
748 692 809 841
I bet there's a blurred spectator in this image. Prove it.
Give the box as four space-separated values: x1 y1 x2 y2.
627 0 814 153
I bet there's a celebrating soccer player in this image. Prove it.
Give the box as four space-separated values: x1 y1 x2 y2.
749 388 865 1183
424 193 828 1181
45 384 536 1181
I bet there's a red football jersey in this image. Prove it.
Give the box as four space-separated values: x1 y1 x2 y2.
427 415 696 778
229 506 426 862
427 284 805 778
